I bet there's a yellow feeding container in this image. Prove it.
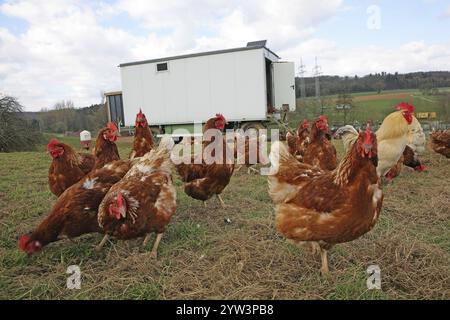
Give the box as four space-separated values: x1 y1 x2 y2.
415 112 429 119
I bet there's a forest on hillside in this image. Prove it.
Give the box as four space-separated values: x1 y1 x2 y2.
24 101 108 134
295 71 450 97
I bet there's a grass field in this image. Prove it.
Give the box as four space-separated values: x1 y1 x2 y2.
292 88 449 128
0 131 449 300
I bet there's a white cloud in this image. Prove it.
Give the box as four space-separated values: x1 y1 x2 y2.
280 39 450 76
0 0 179 110
0 0 449 111
0 0 344 110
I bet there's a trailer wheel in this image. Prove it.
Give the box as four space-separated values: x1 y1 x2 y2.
240 122 265 132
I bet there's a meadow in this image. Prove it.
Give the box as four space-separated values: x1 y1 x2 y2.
0 90 449 300
291 88 449 128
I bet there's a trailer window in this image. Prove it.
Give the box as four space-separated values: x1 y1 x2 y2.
156 62 168 72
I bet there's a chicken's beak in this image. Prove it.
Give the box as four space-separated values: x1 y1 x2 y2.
363 143 372 152
107 131 118 142
362 143 373 157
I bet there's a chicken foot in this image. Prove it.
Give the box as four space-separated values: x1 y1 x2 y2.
217 194 226 208
95 234 109 251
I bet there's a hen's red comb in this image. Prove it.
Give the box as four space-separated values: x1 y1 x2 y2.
302 119 309 128
319 115 327 122
107 122 118 131
47 138 59 151
137 109 144 117
19 235 30 251
116 192 124 208
363 123 373 144
395 102 414 113
215 113 225 121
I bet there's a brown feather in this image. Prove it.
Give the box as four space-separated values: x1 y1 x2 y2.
99 140 176 240
48 143 95 196
175 116 235 202
269 130 382 247
430 130 450 158
93 127 120 169
129 125 154 159
26 160 133 251
302 120 337 171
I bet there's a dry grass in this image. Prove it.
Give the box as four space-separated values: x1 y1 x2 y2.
0 136 449 300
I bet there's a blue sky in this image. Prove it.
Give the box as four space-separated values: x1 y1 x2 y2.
315 0 450 46
1 0 450 110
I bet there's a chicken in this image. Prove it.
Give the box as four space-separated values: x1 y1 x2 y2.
286 119 310 158
18 159 134 254
268 124 382 275
407 115 426 153
174 114 234 207
430 130 450 158
234 131 269 174
98 137 176 257
129 109 155 160
384 143 427 180
399 115 427 173
387 114 426 176
375 102 414 178
402 145 425 171
337 115 425 182
302 116 337 171
93 122 120 169
47 138 95 196
384 156 404 181
334 125 359 152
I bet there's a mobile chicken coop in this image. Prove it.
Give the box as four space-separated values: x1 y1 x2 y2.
106 40 296 136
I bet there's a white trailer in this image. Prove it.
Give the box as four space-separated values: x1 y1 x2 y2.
107 40 295 134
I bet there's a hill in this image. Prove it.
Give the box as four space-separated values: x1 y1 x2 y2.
295 71 450 97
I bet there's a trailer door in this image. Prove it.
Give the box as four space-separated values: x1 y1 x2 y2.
106 93 125 126
272 62 296 111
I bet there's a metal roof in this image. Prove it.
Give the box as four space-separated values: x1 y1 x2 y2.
247 40 267 47
119 41 281 68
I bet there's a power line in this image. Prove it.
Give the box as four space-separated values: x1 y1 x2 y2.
297 58 306 99
312 56 322 98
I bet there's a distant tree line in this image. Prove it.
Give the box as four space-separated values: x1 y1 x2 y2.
295 71 450 97
27 100 108 134
0 95 43 152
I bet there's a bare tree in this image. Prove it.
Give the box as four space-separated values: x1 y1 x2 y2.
0 96 43 152
336 92 354 125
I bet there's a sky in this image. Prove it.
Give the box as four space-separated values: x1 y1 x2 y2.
1 0 450 111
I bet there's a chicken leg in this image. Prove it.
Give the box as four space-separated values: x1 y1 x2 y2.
320 248 329 275
142 233 152 246
247 166 259 174
217 194 226 208
95 234 109 251
149 233 163 259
